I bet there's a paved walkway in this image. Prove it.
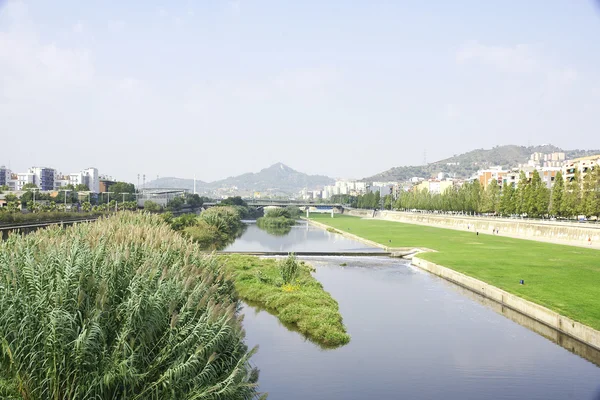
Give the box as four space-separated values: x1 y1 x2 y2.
371 216 600 250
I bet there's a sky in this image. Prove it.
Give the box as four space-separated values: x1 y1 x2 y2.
1 0 600 183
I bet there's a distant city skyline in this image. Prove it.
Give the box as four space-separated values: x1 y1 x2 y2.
2 0 600 183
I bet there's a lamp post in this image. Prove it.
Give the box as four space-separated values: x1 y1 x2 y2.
31 187 40 210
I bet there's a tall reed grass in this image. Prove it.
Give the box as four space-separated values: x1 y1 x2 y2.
0 212 261 399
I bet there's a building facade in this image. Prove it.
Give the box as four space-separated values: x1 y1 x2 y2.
563 155 600 182
0 166 8 187
27 167 56 191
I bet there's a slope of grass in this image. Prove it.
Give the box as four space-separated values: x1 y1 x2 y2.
310 214 600 331
220 255 350 348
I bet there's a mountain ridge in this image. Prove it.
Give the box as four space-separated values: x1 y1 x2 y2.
145 163 334 196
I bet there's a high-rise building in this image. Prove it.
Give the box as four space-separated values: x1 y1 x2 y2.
28 167 56 191
0 166 8 187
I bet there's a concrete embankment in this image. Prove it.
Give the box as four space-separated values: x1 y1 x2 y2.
412 257 600 352
344 209 600 247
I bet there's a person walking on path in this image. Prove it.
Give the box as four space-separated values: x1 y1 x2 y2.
589 236 593 246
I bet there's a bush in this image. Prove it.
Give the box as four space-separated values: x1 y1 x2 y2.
200 206 243 234
170 213 198 231
0 211 102 225
183 220 226 249
143 200 162 212
0 212 259 399
280 253 300 284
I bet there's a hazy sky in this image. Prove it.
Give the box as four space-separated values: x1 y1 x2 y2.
2 0 600 183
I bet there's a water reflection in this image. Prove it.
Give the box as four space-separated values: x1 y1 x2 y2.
224 221 385 253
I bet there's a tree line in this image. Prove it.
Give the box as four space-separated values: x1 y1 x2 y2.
350 168 599 219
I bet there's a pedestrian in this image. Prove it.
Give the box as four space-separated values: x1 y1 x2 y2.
589 236 592 246
467 223 470 230
497 228 499 235
476 231 479 236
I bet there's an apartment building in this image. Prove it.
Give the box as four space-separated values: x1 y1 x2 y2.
563 155 600 182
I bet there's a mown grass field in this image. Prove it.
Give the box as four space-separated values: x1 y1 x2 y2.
220 255 350 348
310 214 600 331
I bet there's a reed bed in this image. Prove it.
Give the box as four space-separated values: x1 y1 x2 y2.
0 212 261 400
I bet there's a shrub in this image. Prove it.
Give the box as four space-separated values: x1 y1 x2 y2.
170 213 198 231
279 253 300 284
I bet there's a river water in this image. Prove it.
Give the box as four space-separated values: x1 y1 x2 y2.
226 221 600 399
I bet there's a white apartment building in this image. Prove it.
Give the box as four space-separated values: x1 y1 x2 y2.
16 172 35 191
67 167 100 193
0 165 101 193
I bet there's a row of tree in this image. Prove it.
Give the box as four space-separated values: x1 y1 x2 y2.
352 168 600 218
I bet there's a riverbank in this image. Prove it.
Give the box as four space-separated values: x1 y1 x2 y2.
219 254 350 348
345 209 600 249
309 214 600 346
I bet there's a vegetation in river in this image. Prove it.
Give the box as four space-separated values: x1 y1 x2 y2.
256 207 300 236
0 212 260 399
220 254 350 348
311 213 600 331
161 206 246 250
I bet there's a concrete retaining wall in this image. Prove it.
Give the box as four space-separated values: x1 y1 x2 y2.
412 257 600 351
343 209 600 244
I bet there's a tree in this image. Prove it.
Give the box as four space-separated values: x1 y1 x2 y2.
562 170 582 218
82 201 92 212
74 183 90 191
383 195 392 210
499 183 516 215
108 182 136 201
515 171 529 215
581 167 599 218
22 183 38 190
5 193 18 203
220 196 247 207
144 200 162 212
528 170 549 218
550 171 564 217
186 193 204 208
482 180 500 213
166 196 184 211
374 191 381 209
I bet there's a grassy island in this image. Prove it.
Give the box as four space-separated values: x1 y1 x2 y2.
221 254 351 348
256 207 301 236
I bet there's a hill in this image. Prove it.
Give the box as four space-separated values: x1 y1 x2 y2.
145 163 334 196
365 145 600 182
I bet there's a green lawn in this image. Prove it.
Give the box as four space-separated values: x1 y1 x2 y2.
310 214 600 331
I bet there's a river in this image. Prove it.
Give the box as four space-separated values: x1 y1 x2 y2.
224 221 600 399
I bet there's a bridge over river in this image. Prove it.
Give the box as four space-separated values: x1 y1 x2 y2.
204 200 344 209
